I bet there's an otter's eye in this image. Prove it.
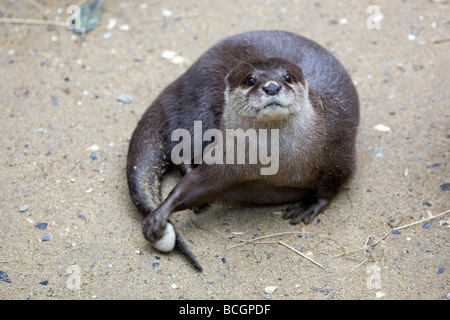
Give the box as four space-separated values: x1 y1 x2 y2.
284 73 292 83
245 76 257 87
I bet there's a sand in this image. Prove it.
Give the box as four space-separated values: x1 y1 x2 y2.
0 0 448 300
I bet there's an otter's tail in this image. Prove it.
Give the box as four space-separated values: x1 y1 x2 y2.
126 116 202 271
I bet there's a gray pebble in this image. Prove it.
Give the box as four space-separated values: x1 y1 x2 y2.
116 93 133 104
40 235 52 241
19 205 29 212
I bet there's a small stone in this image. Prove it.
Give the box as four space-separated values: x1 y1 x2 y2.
0 271 11 283
36 222 48 230
86 144 100 152
374 124 391 132
119 24 129 31
116 93 133 104
103 32 112 40
90 151 98 160
162 9 173 17
422 221 432 229
438 267 445 274
40 235 52 241
152 222 176 252
106 18 117 30
161 50 176 60
171 55 185 65
51 96 59 106
19 205 29 212
264 286 278 294
39 280 49 285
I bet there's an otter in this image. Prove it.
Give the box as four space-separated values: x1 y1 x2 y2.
127 30 359 271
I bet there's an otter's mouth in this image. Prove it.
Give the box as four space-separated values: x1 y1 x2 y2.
263 102 284 109
257 102 290 119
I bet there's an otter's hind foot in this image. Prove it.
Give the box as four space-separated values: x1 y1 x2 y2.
283 198 328 224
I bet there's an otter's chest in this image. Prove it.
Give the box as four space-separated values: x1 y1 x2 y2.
224 125 321 187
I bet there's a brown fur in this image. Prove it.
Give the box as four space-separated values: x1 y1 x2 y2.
126 30 359 268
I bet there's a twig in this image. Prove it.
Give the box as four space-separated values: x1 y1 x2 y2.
392 209 450 230
334 209 450 258
0 17 66 27
225 231 309 250
434 38 450 44
278 241 324 269
26 0 50 18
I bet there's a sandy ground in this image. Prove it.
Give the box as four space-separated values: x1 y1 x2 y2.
0 0 449 300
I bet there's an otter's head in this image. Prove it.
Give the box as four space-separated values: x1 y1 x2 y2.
224 58 310 123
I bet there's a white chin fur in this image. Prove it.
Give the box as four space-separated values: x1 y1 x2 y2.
152 222 176 252
257 105 291 120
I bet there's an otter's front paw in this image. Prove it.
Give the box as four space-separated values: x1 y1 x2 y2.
283 198 328 224
143 211 169 239
143 214 176 252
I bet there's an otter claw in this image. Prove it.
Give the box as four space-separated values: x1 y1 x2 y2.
283 198 328 224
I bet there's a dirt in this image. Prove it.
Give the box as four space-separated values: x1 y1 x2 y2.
0 0 448 300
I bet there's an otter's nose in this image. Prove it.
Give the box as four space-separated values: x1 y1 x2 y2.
262 83 281 96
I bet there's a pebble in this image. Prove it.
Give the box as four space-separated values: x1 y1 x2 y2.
264 286 278 294
161 50 176 60
51 96 59 106
116 93 133 104
106 18 117 30
39 280 49 285
36 222 48 230
152 222 176 252
392 230 401 235
438 268 445 274
339 18 348 25
19 205 29 212
103 32 112 40
422 222 432 229
86 144 100 152
40 235 52 241
171 55 185 64
90 151 98 160
374 124 391 132
162 9 173 17
0 271 11 283
119 24 129 31
440 183 450 191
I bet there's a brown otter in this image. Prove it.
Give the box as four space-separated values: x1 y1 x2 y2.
126 30 359 271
